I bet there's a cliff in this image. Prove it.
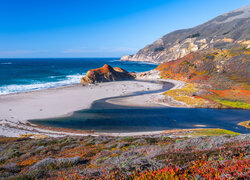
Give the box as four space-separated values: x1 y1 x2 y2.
121 5 250 63
81 64 135 85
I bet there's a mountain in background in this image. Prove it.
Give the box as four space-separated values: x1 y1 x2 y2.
121 5 250 63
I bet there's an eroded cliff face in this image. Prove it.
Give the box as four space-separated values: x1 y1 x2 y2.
121 5 250 63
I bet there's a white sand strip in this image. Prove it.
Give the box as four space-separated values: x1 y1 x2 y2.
0 81 162 124
107 71 186 107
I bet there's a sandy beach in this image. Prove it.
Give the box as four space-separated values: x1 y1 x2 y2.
0 80 163 123
0 73 187 137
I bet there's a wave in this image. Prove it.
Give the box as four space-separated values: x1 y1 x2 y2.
0 74 85 95
109 59 121 62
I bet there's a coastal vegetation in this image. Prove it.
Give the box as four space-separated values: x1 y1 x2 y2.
157 45 250 109
186 129 240 137
163 83 211 107
131 159 249 179
0 130 248 179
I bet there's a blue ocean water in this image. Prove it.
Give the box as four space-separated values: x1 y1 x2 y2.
0 58 157 95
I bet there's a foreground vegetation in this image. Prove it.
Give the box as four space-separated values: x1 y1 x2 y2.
0 129 249 179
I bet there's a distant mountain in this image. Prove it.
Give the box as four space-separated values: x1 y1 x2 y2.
121 5 250 63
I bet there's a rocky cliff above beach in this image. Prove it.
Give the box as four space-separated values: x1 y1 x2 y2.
121 5 250 63
81 64 135 85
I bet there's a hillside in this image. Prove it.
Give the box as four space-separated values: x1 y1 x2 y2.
121 5 250 63
156 44 250 109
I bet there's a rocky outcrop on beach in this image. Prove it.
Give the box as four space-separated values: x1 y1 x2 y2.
121 5 250 63
81 64 135 85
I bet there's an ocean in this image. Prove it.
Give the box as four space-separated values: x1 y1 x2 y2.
0 58 157 95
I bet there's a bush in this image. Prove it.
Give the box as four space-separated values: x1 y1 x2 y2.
187 33 200 38
154 47 164 52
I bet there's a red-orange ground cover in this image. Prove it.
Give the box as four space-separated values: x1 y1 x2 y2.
130 159 250 180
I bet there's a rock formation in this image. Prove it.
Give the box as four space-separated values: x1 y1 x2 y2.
121 5 250 63
81 64 135 85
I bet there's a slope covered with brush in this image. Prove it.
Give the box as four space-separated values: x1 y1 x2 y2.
156 44 250 109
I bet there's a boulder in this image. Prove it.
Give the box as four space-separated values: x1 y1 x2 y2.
81 64 135 85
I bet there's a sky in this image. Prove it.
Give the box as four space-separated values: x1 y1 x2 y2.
0 0 249 58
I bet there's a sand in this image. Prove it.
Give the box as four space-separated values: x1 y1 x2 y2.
106 78 185 107
0 71 186 137
0 81 163 123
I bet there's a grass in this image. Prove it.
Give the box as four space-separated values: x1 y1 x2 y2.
213 98 250 109
164 83 250 109
163 83 208 107
174 96 207 106
163 84 197 97
238 121 250 129
187 128 240 137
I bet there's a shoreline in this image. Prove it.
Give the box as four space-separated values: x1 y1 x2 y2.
2 119 238 138
0 80 166 123
1 73 186 137
1 70 247 137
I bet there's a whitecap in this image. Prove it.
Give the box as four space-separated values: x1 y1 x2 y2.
49 76 57 79
0 73 85 95
109 59 121 62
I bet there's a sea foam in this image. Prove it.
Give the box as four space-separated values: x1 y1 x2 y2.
0 74 84 95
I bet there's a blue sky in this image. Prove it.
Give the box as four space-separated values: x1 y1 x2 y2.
0 0 249 58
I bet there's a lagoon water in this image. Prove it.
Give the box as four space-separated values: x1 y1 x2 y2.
0 58 156 94
31 105 250 134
